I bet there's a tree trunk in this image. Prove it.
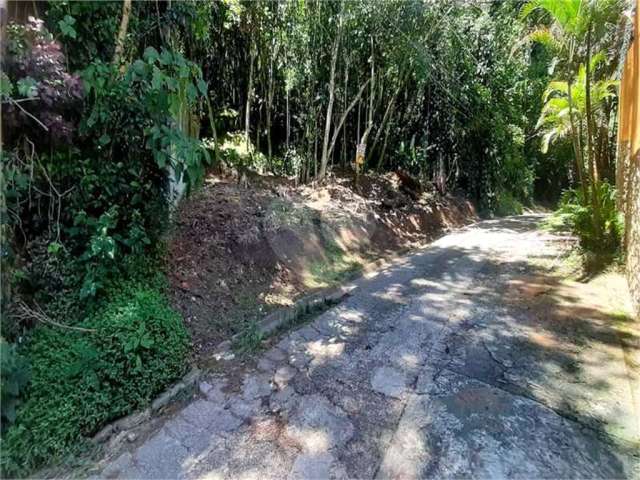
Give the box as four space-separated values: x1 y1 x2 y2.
567 80 587 199
0 0 8 60
286 87 290 151
436 151 446 195
266 81 273 168
327 78 370 160
113 0 132 65
372 81 403 169
358 36 376 151
356 99 361 144
319 19 342 180
596 111 612 183
245 41 256 153
342 55 349 169
0 0 6 163
600 100 616 182
205 97 220 169
584 22 601 229
256 100 261 157
585 26 598 185
303 117 312 184
378 118 392 171
266 41 278 170
314 113 319 179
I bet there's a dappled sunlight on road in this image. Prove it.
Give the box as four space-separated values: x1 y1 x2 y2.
94 215 638 479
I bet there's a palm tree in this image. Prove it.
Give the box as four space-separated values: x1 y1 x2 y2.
537 55 618 156
522 0 589 191
522 0 624 233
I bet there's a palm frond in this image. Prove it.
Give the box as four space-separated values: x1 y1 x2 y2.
590 50 606 71
526 27 562 51
521 0 585 35
541 130 556 153
542 80 568 102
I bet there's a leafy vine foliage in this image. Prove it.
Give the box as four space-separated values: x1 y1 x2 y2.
2 18 83 145
0 4 207 475
1 280 189 474
0 339 30 430
2 17 209 311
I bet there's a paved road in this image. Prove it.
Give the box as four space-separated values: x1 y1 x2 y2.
98 215 639 479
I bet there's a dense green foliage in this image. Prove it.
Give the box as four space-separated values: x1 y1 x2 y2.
550 182 624 254
181 0 544 213
0 339 30 430
523 0 627 260
0 280 189 476
0 8 203 476
2 20 209 310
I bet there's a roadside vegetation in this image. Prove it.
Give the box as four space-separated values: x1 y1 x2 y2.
0 0 632 476
526 0 629 271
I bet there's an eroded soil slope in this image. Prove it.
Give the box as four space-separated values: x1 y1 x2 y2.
168 173 476 357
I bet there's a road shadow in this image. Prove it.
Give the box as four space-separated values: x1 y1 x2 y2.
97 215 638 479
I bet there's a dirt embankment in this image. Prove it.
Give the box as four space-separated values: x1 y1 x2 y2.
168 173 477 359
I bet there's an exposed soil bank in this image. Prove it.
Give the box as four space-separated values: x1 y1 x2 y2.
167 173 477 359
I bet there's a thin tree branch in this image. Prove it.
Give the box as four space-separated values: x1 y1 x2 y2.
15 300 97 333
8 98 48 131
327 78 371 160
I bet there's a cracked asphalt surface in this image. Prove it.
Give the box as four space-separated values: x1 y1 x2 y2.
97 215 639 479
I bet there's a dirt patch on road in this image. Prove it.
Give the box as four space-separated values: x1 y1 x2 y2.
167 173 476 359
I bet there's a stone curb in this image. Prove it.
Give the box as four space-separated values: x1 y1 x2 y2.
91 367 201 445
210 285 355 362
89 285 356 450
89 281 353 446
256 285 355 336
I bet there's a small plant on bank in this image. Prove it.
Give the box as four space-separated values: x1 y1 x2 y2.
543 182 624 274
306 242 363 289
232 320 265 354
0 281 189 477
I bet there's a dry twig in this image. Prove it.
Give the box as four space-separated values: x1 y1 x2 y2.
14 300 96 333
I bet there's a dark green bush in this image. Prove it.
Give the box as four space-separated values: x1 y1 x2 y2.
0 339 30 431
46 1 134 72
0 282 189 476
557 182 624 254
494 190 525 217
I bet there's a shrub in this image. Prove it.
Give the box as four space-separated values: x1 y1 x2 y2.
0 282 189 477
46 1 133 72
557 182 623 254
3 18 210 305
218 131 268 173
494 190 524 217
0 339 30 432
